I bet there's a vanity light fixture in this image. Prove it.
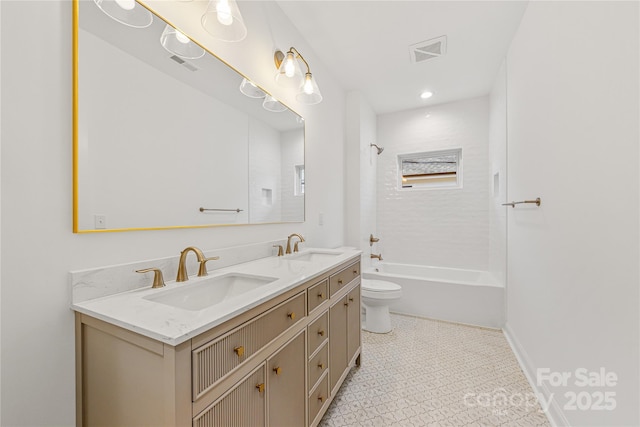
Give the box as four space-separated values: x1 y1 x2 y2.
93 0 152 28
160 25 205 59
262 95 287 113
274 47 323 105
239 78 266 98
201 0 247 42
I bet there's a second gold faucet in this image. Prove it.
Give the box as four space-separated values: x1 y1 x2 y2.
286 233 305 254
176 246 219 282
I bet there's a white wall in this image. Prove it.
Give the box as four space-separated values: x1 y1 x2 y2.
345 91 377 268
376 97 490 270
489 62 507 285
0 1 345 425
504 2 639 426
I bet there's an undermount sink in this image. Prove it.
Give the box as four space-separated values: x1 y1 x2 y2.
144 273 278 311
288 250 343 262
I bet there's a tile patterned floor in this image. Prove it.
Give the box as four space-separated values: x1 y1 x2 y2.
319 314 550 427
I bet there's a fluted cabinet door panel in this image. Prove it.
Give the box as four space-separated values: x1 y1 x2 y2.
193 364 266 427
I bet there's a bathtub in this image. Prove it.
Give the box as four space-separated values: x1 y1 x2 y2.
363 262 504 329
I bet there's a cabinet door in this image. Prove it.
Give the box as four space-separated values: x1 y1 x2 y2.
329 296 348 393
193 364 266 427
347 284 361 364
267 331 306 427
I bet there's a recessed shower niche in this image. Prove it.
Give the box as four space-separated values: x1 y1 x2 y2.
73 0 304 232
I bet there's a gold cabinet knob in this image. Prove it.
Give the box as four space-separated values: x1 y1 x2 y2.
353 269 358 274
287 312 296 320
256 383 265 393
318 363 325 369
349 297 354 302
318 395 325 403
338 279 343 284
317 292 325 299
344 302 349 307
273 367 282 375
317 330 325 337
234 346 245 357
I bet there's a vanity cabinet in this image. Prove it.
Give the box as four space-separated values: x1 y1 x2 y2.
76 257 361 427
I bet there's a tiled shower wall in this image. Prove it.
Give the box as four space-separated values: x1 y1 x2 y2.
376 96 491 270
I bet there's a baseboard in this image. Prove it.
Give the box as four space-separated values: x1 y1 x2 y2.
503 323 570 427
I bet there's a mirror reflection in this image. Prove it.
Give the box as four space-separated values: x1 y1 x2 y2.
74 0 305 232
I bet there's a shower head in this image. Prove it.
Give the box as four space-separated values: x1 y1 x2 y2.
370 143 384 155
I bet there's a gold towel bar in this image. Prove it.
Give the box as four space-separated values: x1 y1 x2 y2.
199 207 243 213
502 197 541 208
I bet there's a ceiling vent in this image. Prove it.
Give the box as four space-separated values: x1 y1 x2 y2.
409 36 447 64
169 55 199 72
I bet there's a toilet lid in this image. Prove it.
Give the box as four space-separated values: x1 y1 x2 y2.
362 279 401 292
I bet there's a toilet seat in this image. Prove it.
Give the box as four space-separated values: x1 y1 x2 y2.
362 279 401 292
361 279 402 300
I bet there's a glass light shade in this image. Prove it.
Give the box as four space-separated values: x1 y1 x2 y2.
201 0 247 42
296 73 323 105
275 51 303 89
262 95 287 112
160 25 205 59
239 78 266 98
93 0 152 28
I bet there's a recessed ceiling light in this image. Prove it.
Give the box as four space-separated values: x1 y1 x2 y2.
420 91 434 99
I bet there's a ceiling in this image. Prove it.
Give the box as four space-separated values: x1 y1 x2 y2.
277 1 529 114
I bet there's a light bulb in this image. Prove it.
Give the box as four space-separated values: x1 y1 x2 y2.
114 0 135 11
284 52 296 77
216 0 233 26
175 30 190 44
303 74 314 94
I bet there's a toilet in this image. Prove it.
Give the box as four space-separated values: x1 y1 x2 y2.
361 279 403 333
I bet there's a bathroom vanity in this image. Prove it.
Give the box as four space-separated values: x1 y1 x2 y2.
73 249 361 427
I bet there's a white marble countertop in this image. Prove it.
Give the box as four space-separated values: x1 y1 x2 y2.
72 248 361 346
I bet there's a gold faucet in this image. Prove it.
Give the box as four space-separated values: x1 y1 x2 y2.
273 245 284 256
176 246 219 282
286 233 305 254
371 253 383 261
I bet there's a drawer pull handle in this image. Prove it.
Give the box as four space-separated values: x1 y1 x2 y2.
256 383 265 393
287 312 296 320
344 302 349 307
234 346 245 357
349 297 354 302
273 367 282 375
338 279 343 284
318 395 325 403
353 269 358 274
318 330 325 337
317 292 325 299
318 363 325 369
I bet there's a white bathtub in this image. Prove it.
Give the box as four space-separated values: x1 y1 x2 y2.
363 262 504 328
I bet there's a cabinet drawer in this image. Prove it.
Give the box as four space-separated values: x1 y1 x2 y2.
307 311 328 356
329 262 360 296
192 292 305 401
309 372 329 426
307 279 328 314
308 343 328 391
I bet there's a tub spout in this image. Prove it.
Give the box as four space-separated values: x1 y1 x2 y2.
371 253 383 261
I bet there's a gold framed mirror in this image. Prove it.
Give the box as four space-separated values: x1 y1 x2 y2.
73 0 305 233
